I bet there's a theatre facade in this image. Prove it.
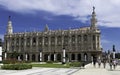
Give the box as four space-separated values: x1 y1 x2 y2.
4 7 102 62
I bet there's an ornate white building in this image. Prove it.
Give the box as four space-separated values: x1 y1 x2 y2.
4 7 102 62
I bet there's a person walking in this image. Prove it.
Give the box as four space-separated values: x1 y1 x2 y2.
113 59 116 69
103 59 106 68
93 57 97 67
98 59 101 68
109 59 113 70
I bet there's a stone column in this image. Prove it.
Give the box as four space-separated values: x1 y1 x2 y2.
75 35 78 51
55 36 57 51
81 53 84 61
48 37 51 52
19 37 21 52
30 37 32 51
62 48 66 64
75 53 78 61
42 36 45 50
35 54 38 62
87 53 91 61
24 36 27 52
36 35 39 52
29 54 32 61
69 35 71 50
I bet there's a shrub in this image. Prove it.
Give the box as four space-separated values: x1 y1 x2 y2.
46 61 53 64
69 62 81 67
2 59 31 64
1 64 32 70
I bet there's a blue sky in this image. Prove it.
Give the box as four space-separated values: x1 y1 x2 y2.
0 0 120 52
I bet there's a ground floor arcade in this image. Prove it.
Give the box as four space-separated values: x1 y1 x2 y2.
3 51 102 62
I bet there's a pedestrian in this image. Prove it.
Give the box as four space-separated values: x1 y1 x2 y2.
103 59 106 68
109 59 113 70
98 59 101 68
82 62 85 68
93 57 97 67
113 59 116 69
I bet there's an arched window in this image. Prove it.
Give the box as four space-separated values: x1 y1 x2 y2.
27 38 30 47
32 37 36 46
51 36 55 45
93 35 95 41
78 35 81 42
64 36 68 45
45 37 48 46
72 35 75 43
84 35 87 41
57 36 61 45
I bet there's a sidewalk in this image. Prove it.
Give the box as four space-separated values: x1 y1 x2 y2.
72 63 120 75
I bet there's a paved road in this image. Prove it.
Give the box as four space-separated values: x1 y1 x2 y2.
0 67 79 75
72 63 120 75
0 63 120 75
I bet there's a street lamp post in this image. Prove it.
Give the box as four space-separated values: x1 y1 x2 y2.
113 45 116 59
62 48 66 64
4 51 7 60
25 52 28 61
54 50 56 61
39 49 42 62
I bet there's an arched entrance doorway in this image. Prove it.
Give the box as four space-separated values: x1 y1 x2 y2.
77 54 81 61
44 54 48 62
51 54 54 61
32 54 36 61
20 54 23 60
71 54 75 60
57 54 61 62
84 53 88 61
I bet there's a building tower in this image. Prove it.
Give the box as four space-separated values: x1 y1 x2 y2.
7 16 13 34
44 24 49 32
90 6 97 30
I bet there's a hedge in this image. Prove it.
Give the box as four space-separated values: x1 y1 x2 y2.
69 62 81 67
1 64 32 70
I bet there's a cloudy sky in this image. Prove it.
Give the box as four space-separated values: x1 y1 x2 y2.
0 0 120 52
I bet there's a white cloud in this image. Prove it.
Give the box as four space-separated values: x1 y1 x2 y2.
0 0 120 27
101 39 111 44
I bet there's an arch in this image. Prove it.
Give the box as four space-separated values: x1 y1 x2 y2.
44 54 48 62
51 54 54 61
32 54 36 61
20 54 23 60
57 54 61 62
71 54 75 60
84 53 88 61
77 54 81 61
